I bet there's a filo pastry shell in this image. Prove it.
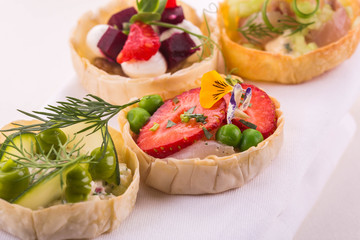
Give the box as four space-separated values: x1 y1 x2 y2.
218 0 360 84
70 0 220 105
0 120 140 240
118 97 284 194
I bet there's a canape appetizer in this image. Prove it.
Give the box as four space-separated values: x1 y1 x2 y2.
70 0 219 104
0 97 140 239
118 71 284 194
218 0 360 83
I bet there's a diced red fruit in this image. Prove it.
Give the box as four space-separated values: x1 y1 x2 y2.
137 88 226 158
161 6 184 25
159 6 185 33
108 7 137 30
159 32 199 69
224 84 277 139
117 22 160 63
166 0 177 8
97 26 127 61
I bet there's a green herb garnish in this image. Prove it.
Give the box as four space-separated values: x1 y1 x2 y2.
238 0 318 45
239 119 257 130
1 133 93 184
180 113 207 124
173 105 180 111
186 106 196 114
150 122 160 131
0 94 140 151
166 120 176 128
172 97 180 104
202 127 213 140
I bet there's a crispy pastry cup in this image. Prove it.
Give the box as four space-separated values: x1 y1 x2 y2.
0 120 140 240
217 0 360 84
70 0 220 105
118 94 284 195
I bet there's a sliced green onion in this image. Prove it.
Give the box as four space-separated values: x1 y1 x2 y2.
292 0 320 19
262 0 279 33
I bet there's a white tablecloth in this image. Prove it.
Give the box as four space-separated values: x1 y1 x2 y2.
0 0 360 239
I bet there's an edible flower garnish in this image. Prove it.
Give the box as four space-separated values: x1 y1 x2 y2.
200 70 233 109
227 85 252 124
199 70 252 124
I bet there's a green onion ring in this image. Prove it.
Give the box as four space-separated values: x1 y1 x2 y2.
262 0 281 33
292 0 320 19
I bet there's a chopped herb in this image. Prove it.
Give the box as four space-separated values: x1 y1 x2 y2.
202 127 213 140
186 106 196 114
180 113 207 124
239 119 257 129
173 105 180 111
225 74 242 86
284 43 293 53
166 120 176 128
172 97 180 104
149 122 160 131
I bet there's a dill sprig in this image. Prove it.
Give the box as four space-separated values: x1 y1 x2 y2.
1 133 93 184
238 14 314 44
0 94 140 160
3 95 139 134
238 0 318 45
238 14 274 44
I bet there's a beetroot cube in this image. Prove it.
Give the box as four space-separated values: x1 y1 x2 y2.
160 32 199 69
97 26 127 61
161 6 184 25
159 6 185 33
108 7 137 30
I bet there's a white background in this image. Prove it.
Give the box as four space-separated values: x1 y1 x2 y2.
0 0 360 239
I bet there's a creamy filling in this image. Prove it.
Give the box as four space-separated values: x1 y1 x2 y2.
43 163 132 208
86 19 203 78
168 140 236 159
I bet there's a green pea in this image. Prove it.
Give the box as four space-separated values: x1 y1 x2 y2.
89 147 116 180
65 165 92 203
127 107 151 134
139 95 164 115
37 128 67 156
0 159 30 202
215 124 242 147
238 129 264 152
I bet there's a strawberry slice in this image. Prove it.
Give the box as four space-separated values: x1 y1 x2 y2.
224 84 277 139
137 88 226 158
166 0 177 8
116 22 160 63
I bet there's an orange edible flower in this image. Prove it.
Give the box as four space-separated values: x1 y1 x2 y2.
200 70 233 109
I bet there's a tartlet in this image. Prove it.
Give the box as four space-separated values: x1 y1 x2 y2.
70 0 219 104
218 0 360 84
0 120 139 240
117 74 284 194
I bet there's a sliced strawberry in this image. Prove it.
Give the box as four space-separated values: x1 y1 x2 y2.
116 22 160 63
166 0 177 8
137 88 226 158
224 84 277 139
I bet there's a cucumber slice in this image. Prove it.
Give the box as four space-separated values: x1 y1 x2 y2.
0 132 37 162
12 168 71 210
11 123 120 210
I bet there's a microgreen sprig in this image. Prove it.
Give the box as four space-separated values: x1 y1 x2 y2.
125 0 229 73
